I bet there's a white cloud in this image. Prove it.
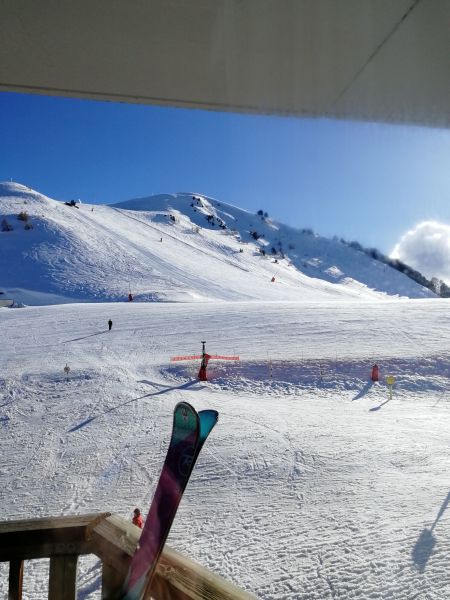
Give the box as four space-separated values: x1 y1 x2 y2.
390 221 450 283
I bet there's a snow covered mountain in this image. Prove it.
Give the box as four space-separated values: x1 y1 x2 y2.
0 182 434 305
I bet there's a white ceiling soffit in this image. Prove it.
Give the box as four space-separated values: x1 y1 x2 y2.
1 0 449 128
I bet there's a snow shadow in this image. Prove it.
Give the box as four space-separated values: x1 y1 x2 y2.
77 576 101 599
369 399 391 412
76 558 102 599
167 354 450 397
412 528 436 572
411 491 450 571
69 416 96 432
62 330 108 343
352 380 374 401
68 379 198 433
431 491 450 531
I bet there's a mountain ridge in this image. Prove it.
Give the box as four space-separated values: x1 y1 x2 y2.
0 182 435 305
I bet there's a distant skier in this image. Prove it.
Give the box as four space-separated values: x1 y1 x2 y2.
132 508 144 529
128 293 133 302
108 319 113 331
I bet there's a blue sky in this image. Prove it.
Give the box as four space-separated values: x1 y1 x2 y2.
1 91 449 253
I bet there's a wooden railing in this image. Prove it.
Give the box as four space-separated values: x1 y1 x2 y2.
0 513 256 600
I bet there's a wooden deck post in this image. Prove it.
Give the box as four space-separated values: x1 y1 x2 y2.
101 561 126 599
48 555 78 600
8 559 23 600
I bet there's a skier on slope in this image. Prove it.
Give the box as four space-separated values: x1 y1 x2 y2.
108 319 113 331
132 508 144 528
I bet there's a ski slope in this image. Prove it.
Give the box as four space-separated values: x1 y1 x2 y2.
0 182 434 305
1 299 450 599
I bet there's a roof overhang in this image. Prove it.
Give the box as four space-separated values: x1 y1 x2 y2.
1 0 449 127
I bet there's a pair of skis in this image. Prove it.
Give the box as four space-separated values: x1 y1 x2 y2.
121 401 218 600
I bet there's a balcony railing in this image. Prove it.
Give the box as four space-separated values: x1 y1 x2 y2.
0 512 255 599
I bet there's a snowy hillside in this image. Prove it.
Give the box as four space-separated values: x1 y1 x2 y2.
1 182 449 599
1 299 450 599
0 182 434 305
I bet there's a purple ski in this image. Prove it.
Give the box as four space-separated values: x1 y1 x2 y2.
121 401 218 599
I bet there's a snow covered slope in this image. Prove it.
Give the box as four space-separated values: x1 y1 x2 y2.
0 182 434 305
0 187 448 599
1 299 450 599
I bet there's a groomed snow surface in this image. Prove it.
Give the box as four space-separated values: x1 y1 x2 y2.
1 300 450 599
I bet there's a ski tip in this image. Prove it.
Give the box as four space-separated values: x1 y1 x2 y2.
174 400 196 412
199 409 219 422
173 401 199 429
198 409 219 441
174 403 218 424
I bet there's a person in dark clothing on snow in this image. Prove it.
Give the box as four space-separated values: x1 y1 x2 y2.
132 508 144 528
108 319 113 331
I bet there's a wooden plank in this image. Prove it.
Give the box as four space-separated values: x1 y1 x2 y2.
0 541 91 562
8 559 23 600
149 547 257 600
150 573 190 600
0 513 109 534
90 514 139 575
0 513 110 561
91 515 256 600
48 555 78 600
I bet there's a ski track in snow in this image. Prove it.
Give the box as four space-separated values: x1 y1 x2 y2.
1 301 450 598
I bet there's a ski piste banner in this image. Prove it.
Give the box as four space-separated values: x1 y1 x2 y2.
121 402 219 600
171 354 239 361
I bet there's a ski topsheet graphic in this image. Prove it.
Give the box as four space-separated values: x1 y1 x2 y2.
121 401 219 600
